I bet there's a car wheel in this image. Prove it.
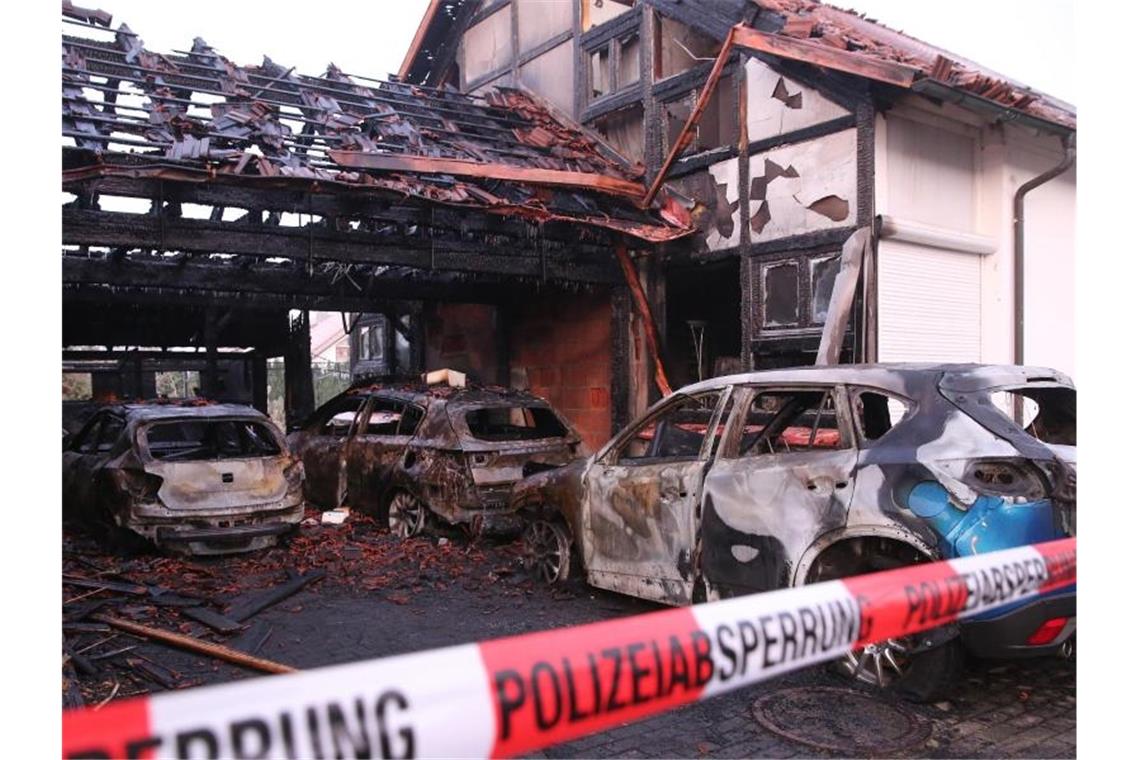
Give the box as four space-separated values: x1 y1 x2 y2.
387 491 426 539
522 519 572 584
834 633 964 702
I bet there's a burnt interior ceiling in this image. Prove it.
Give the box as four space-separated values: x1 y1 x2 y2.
664 260 741 386
62 302 289 354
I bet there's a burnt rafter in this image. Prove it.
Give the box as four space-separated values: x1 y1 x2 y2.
62 208 622 284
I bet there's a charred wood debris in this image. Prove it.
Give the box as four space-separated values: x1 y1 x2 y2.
62 511 538 709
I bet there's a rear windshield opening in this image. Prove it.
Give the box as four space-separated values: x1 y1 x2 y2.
990 387 1076 446
144 419 281 461
465 406 567 441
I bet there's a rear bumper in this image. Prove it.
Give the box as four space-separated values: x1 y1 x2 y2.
959 590 1076 658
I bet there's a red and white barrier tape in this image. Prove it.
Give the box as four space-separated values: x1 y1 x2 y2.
63 538 1075 759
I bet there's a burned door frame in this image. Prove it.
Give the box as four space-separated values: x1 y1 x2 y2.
581 385 733 604
63 410 127 518
698 382 859 598
342 395 424 514
293 395 369 509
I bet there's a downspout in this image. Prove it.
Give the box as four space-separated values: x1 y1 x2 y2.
1013 133 1075 368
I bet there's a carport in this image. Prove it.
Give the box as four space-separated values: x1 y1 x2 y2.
61 5 690 443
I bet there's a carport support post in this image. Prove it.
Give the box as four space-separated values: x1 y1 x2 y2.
202 306 219 399
284 310 315 430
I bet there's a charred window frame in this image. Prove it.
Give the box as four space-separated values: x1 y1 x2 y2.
849 387 915 445
580 4 641 108
359 396 410 438
602 386 730 465
96 415 126 454
71 412 108 454
722 385 854 458
306 395 367 438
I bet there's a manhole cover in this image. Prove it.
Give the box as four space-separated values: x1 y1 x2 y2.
751 686 930 755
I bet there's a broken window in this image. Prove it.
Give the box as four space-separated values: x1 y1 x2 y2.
990 387 1076 446
356 320 387 362
361 398 407 436
617 34 640 89
464 405 568 441
810 255 841 324
96 416 125 454
71 414 108 454
593 105 644 163
310 396 365 438
853 391 912 441
144 419 281 461
653 13 720 80
582 0 636 31
661 75 737 157
587 32 640 101
614 391 722 463
739 388 848 456
762 262 800 327
589 46 612 99
398 405 425 436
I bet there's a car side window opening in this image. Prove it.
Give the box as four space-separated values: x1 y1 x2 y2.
614 391 723 464
95 416 125 454
397 404 425 436
465 406 568 441
315 397 365 438
739 388 848 457
362 398 407 436
990 387 1076 446
853 391 912 441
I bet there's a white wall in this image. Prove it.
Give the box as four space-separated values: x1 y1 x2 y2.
875 97 1075 380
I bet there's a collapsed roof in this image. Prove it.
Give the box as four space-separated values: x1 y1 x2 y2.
61 3 691 244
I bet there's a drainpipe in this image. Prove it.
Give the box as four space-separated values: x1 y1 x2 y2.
1013 133 1075 369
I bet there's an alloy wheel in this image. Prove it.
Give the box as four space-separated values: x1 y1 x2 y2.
522 520 571 584
388 492 425 539
836 637 913 688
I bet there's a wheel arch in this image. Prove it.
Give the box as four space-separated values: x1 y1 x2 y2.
792 525 940 586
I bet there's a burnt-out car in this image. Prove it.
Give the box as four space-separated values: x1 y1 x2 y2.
62 402 304 555
287 383 582 536
511 364 1076 699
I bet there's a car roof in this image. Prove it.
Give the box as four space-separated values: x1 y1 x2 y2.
113 402 270 422
346 382 555 408
675 363 1073 397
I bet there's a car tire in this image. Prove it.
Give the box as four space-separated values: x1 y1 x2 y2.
522 519 572 584
832 632 964 703
386 490 426 539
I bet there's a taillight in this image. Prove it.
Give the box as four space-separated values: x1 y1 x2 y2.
1026 616 1069 645
284 459 305 489
112 469 163 500
963 459 1048 500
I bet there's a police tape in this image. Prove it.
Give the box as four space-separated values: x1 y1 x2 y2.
62 537 1075 759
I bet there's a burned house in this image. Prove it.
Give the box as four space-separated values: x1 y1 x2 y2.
60 2 692 451
62 0 1075 455
400 0 1076 395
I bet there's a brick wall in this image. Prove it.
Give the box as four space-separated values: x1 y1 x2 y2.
422 303 500 384
508 289 613 452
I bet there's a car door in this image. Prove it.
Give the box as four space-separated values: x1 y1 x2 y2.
63 412 126 518
582 387 731 605
699 384 858 597
342 396 422 512
293 395 367 508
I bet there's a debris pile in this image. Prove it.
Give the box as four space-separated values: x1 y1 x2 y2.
62 510 534 708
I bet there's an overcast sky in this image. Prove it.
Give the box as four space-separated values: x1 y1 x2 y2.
69 1 1075 105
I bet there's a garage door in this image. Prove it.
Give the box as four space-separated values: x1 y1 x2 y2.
877 239 981 363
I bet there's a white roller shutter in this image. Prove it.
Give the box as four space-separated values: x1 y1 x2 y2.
877 239 981 363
